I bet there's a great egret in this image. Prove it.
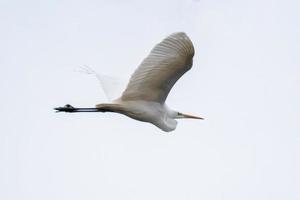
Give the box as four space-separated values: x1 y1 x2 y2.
55 32 204 132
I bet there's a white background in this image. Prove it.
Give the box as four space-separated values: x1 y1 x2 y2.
1 0 299 199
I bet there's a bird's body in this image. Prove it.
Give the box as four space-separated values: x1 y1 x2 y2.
98 100 178 132
55 32 204 132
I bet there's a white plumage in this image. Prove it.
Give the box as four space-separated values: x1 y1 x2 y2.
55 32 204 132
121 32 194 103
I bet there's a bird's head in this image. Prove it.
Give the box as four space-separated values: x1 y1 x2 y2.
166 107 204 120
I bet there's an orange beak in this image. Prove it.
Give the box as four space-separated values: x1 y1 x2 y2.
179 112 205 120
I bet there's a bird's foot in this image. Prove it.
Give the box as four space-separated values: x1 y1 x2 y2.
54 104 76 112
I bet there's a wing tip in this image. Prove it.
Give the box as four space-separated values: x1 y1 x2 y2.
169 32 190 39
168 32 194 57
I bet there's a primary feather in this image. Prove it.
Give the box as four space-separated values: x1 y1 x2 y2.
121 32 194 104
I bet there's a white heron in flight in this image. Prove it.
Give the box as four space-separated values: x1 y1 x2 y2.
55 32 204 132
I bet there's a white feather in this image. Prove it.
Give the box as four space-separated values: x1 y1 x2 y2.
77 66 126 101
121 32 194 104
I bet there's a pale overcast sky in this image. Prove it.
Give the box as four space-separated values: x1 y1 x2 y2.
0 0 299 199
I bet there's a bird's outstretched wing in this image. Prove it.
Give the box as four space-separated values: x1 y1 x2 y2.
121 32 194 104
77 66 127 102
